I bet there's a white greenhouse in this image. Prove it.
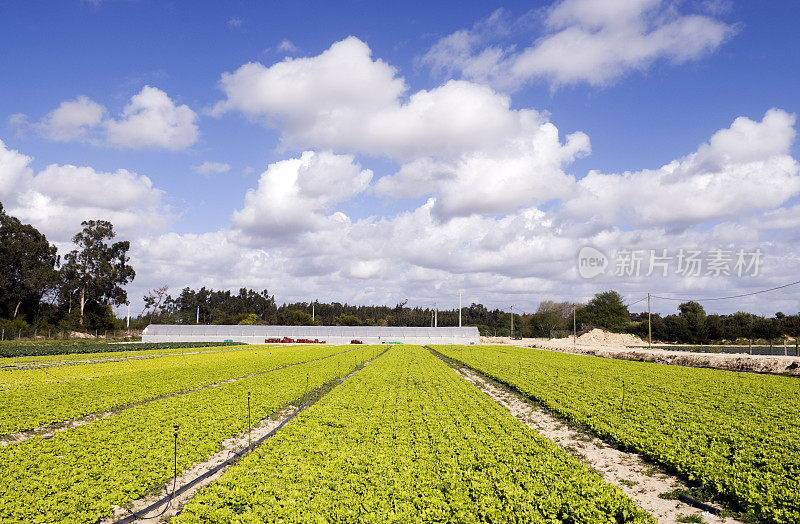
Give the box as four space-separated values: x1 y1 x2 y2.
141 324 480 345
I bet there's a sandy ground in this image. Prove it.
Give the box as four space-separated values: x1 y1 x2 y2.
482 336 800 375
451 365 738 524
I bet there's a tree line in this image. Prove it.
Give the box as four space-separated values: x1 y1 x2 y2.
2 204 797 342
0 203 134 336
141 287 799 343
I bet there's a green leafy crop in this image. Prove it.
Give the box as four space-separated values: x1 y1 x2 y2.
434 344 800 523
176 346 653 523
0 345 377 522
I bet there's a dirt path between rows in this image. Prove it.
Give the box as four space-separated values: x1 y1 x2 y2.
102 405 298 523
1 346 359 446
101 348 387 524
447 363 740 524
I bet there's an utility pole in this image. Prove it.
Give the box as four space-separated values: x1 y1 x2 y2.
458 290 462 328
647 293 652 350
573 306 576 344
510 304 514 338
196 305 200 324
434 302 438 328
126 303 130 333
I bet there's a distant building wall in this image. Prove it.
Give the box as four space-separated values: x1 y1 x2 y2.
141 324 480 345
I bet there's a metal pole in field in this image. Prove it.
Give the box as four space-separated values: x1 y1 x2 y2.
647 293 653 349
434 303 438 328
458 290 462 328
247 392 251 449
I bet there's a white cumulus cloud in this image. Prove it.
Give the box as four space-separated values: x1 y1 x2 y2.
106 86 199 150
35 96 106 142
562 109 800 229
0 140 172 242
192 161 231 175
421 0 736 90
230 151 372 242
30 86 198 151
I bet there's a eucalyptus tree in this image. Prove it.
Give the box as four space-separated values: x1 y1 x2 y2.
60 220 135 326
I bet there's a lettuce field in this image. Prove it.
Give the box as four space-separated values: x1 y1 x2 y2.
1 342 794 522
434 344 800 523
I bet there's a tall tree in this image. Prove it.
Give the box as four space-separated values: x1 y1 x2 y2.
578 290 630 331
61 220 135 326
678 301 708 343
0 203 59 319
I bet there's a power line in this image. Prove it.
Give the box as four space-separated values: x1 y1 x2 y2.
651 279 800 302
626 296 648 307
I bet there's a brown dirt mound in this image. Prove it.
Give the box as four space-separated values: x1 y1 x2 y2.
575 328 645 346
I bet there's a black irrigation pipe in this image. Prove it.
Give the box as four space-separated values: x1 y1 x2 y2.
112 346 389 524
113 399 311 524
677 494 722 515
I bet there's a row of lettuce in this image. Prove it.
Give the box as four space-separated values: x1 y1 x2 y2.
0 344 364 436
174 345 653 523
0 345 379 522
433 344 800 523
0 340 242 358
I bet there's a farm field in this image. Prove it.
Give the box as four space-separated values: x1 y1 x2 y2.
1 343 252 366
0 344 379 522
434 344 800 523
0 344 356 436
175 345 652 523
0 340 242 358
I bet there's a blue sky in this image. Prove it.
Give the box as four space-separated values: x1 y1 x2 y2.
1 0 799 315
